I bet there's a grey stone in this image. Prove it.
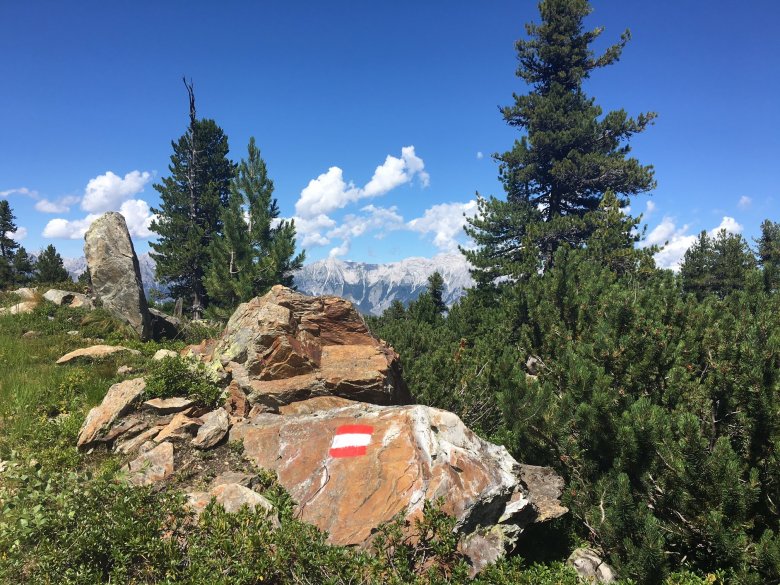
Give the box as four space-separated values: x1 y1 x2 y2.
84 212 152 340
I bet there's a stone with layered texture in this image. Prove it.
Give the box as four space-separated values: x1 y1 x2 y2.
77 378 146 448
229 399 566 566
192 408 229 449
209 285 408 408
124 441 175 486
84 212 152 340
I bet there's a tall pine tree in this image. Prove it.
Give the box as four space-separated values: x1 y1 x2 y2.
464 0 655 279
0 200 20 289
149 78 235 318
205 137 304 317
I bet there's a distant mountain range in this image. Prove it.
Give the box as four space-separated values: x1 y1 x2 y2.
63 253 474 316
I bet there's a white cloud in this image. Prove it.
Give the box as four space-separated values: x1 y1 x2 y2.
9 227 28 241
709 216 742 236
407 200 479 253
294 146 429 219
295 213 338 247
81 170 151 212
645 215 744 271
645 200 656 215
119 199 156 238
43 216 99 240
738 196 752 210
329 240 350 258
42 200 156 240
35 195 80 214
0 187 37 198
476 151 484 160
296 167 360 219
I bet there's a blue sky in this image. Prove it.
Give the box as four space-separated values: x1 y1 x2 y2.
1 0 778 269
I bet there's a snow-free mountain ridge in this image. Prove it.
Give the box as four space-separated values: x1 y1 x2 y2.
64 253 474 316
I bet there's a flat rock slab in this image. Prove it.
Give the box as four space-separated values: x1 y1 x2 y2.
230 400 543 553
13 287 37 301
187 483 279 527
142 397 195 414
211 471 258 489
124 441 174 486
77 378 146 448
57 344 141 364
192 408 229 449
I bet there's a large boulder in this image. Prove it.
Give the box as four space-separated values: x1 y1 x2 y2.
209 286 409 408
230 399 566 566
84 212 152 340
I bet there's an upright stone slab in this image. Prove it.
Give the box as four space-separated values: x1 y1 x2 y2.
84 212 152 340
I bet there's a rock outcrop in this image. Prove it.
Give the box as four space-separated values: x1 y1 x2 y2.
72 286 566 574
230 399 566 564
84 212 152 340
0 300 38 315
567 547 616 583
208 285 409 408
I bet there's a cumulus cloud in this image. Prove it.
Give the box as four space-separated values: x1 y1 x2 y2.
293 146 429 248
295 146 428 220
81 170 151 212
9 227 28 241
35 195 80 214
42 199 156 240
644 215 744 271
43 215 99 240
738 195 752 210
476 151 484 160
407 200 479 253
645 200 656 215
119 199 156 238
325 205 405 258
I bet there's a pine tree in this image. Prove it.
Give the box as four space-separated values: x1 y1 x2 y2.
149 78 235 318
35 244 70 284
680 230 755 299
12 246 35 285
204 137 304 317
427 271 446 315
464 0 655 279
0 200 20 262
756 219 780 292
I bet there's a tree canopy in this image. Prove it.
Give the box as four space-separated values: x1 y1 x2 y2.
464 0 655 280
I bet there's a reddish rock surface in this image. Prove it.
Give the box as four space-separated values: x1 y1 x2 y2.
124 441 174 486
229 399 563 556
77 378 146 448
208 285 408 408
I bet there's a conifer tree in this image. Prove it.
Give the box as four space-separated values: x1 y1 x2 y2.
12 246 35 285
680 230 755 298
0 200 20 264
35 244 70 284
757 219 780 292
464 0 655 279
427 271 446 315
149 79 235 318
204 137 304 317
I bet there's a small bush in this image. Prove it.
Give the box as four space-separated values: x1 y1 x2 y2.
144 356 221 407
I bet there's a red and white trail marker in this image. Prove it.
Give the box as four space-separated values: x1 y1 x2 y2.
329 425 374 458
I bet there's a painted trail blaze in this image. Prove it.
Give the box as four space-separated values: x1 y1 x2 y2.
329 425 374 458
